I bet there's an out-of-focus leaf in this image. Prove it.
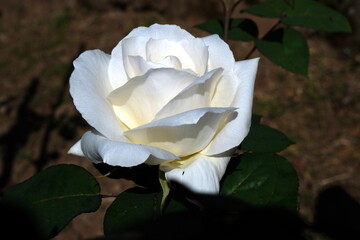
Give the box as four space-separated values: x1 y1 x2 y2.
228 18 258 41
244 0 351 32
282 0 351 32
195 19 224 36
243 0 289 18
103 189 191 236
2 164 101 239
195 18 258 41
221 153 299 211
241 115 294 152
255 27 309 76
104 191 162 235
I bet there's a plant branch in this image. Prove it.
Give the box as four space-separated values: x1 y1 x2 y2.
100 193 119 198
244 45 257 60
222 0 242 42
243 19 282 60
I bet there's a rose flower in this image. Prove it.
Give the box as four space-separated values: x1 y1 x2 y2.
68 24 258 193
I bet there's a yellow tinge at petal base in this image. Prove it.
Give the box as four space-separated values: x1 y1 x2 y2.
124 107 237 156
160 152 200 169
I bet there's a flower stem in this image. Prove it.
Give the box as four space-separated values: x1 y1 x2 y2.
221 0 242 42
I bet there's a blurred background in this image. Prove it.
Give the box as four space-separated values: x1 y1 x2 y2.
1 0 359 239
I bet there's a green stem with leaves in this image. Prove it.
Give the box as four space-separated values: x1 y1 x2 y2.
222 0 242 42
244 19 282 59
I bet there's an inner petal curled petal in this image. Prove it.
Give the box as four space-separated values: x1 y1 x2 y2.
107 68 198 129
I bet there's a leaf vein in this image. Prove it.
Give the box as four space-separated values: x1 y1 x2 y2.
31 193 100 205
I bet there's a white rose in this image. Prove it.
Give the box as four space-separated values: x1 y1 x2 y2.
68 24 258 193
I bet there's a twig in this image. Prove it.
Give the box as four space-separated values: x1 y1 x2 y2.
243 19 282 60
222 0 242 42
319 172 352 187
244 45 257 60
100 193 120 198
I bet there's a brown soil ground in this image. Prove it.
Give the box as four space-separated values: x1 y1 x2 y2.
1 0 359 239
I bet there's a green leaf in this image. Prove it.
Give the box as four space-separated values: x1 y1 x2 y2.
195 18 258 41
282 0 351 32
221 153 299 211
243 0 289 18
195 19 224 36
241 115 294 152
228 18 258 41
255 27 309 76
104 191 161 235
103 188 192 236
244 0 351 32
2 164 101 239
164 197 190 214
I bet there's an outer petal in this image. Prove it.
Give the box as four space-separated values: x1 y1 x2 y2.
163 154 232 193
69 50 126 141
154 68 223 120
201 35 237 107
108 68 197 129
108 43 128 89
202 34 235 72
125 23 194 42
210 72 238 107
202 58 259 155
80 130 178 167
124 107 236 156
68 140 84 157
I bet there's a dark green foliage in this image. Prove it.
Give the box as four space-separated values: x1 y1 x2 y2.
2 164 101 239
195 18 258 41
221 153 299 211
245 0 351 32
255 27 309 75
241 114 294 152
197 0 351 75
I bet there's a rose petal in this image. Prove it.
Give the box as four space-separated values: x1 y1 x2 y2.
158 56 182 69
70 50 127 141
68 140 84 157
210 72 238 107
125 23 194 42
121 37 150 79
107 37 149 89
80 130 178 167
107 68 197 129
154 68 223 120
108 24 195 88
127 55 182 78
202 34 235 72
178 38 209 76
145 38 208 75
202 58 259 155
107 39 133 89
163 154 232 193
124 107 237 156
